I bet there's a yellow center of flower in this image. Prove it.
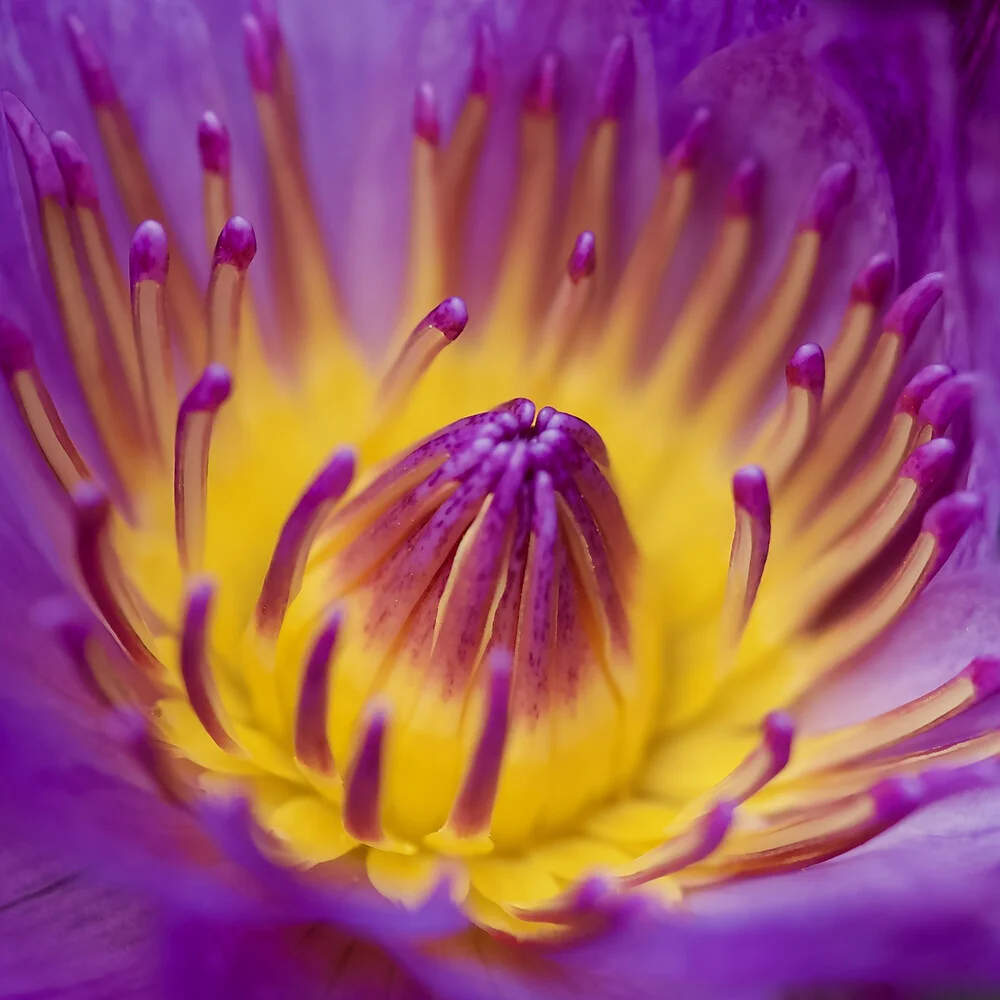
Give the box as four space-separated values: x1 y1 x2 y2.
2 12 992 938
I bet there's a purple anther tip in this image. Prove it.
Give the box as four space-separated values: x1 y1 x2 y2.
732 465 770 520
851 253 895 304
251 0 282 45
919 373 977 434
703 799 736 850
426 297 468 340
901 438 956 490
670 107 711 170
187 574 216 617
804 162 856 235
129 220 170 288
525 49 559 115
197 112 231 174
2 92 67 204
595 34 632 121
923 492 983 550
870 775 923 825
49 131 99 208
314 447 357 500
71 480 111 526
413 82 440 145
883 272 944 345
471 22 499 97
242 13 275 93
214 216 257 271
567 231 597 283
965 656 1000 698
895 365 955 416
186 364 233 412
64 14 117 105
762 711 795 763
785 343 825 395
725 157 763 216
0 317 34 375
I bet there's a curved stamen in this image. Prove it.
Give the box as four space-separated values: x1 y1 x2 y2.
255 448 356 640
174 365 233 573
378 297 468 419
208 217 257 368
294 607 342 774
180 577 234 751
0 318 90 490
721 466 771 653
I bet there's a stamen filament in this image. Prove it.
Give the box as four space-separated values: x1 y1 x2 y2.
130 221 176 458
255 448 356 640
197 112 234 256
0 319 90 490
174 365 233 574
180 578 234 750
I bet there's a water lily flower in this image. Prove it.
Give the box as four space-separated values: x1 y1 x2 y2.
2 1 1000 997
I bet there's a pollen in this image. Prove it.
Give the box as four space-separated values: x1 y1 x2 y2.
2 10 989 939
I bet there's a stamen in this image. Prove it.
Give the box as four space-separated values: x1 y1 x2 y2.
695 777 923 879
599 108 710 379
49 130 146 419
343 700 389 843
65 14 207 369
562 37 631 302
748 344 825 489
0 318 90 490
377 297 468 419
180 578 234 751
441 24 498 283
3 93 130 467
616 800 734 889
174 365 233 573
794 365 954 557
713 713 795 803
701 163 855 432
919 372 977 439
243 13 338 342
794 657 1000 776
823 253 895 412
790 438 957 631
643 158 761 411
800 492 982 672
293 606 342 774
428 651 513 853
532 232 597 380
254 448 356 640
197 112 234 256
783 272 945 522
129 221 176 458
721 466 771 652
403 83 445 326
72 483 158 671
486 51 559 344
207 217 257 368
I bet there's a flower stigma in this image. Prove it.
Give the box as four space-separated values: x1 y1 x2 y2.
2 8 994 939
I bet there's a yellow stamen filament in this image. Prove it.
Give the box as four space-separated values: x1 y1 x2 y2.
782 331 905 522
202 172 233 259
700 230 821 433
598 165 696 380
534 258 596 384
749 380 822 490
643 215 754 412
403 127 445 329
823 298 877 413
132 276 176 459
486 113 558 349
207 260 248 369
5 363 89 490
441 94 490 280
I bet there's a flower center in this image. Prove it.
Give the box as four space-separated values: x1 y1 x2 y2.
279 399 649 851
